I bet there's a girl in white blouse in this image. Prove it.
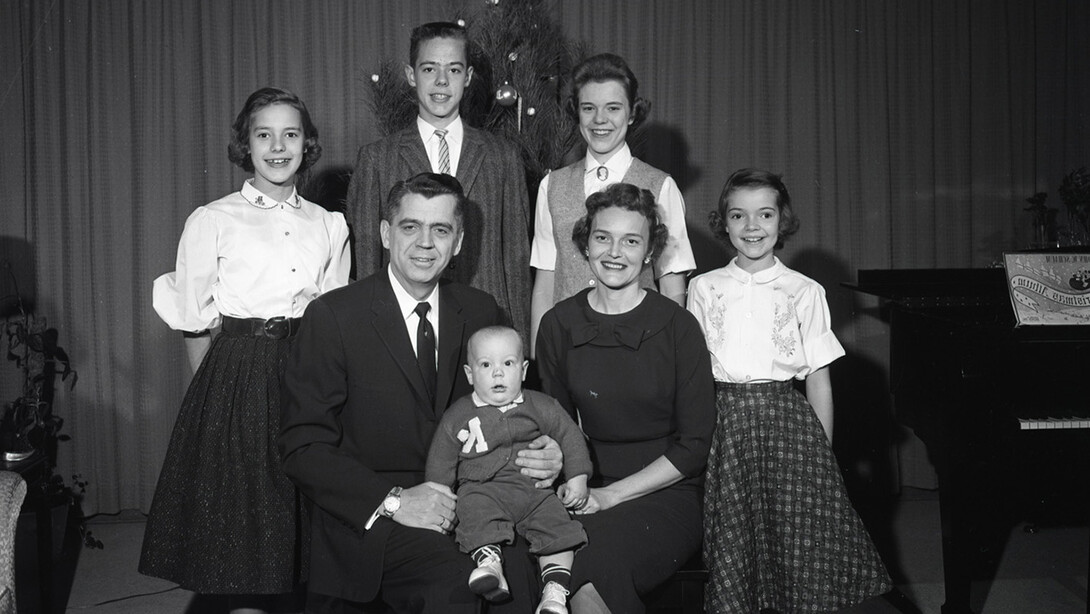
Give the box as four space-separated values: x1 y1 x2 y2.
140 87 350 614
687 169 890 613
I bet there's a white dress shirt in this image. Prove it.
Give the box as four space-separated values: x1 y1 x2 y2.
386 265 440 365
416 116 464 176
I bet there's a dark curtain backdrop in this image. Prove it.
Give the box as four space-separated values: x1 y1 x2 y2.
1 0 1087 515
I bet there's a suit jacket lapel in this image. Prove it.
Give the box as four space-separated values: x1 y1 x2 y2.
456 127 484 196
371 274 433 415
399 127 431 174
436 281 466 415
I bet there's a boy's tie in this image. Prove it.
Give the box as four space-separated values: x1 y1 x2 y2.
435 129 450 175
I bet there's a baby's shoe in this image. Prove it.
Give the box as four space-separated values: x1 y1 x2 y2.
535 581 569 614
468 549 510 602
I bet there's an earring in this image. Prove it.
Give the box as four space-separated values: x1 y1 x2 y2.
643 256 651 264
584 249 590 257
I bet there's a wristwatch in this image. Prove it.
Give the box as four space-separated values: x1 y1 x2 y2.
380 486 403 519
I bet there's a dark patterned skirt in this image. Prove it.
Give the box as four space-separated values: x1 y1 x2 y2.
703 381 891 613
139 331 307 594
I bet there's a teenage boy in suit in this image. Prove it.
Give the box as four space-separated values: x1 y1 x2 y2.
346 21 531 343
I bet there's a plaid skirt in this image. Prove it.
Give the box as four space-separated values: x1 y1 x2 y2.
703 381 891 613
139 331 306 594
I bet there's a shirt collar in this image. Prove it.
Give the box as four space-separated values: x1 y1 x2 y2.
241 179 301 209
725 256 786 284
417 115 464 145
583 143 633 178
472 391 525 413
386 265 440 320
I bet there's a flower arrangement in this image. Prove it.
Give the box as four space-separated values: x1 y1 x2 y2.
1023 167 1090 247
1058 167 1090 244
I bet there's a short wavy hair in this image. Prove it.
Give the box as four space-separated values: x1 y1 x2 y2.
409 22 468 66
384 172 467 226
565 53 651 128
709 168 800 249
227 87 321 173
571 183 669 270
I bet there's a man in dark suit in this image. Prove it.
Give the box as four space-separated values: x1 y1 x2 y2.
280 173 560 613
346 21 531 343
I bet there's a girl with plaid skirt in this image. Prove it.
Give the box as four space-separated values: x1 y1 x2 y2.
686 169 891 613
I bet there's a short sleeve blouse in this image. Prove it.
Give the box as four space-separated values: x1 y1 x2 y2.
686 257 844 383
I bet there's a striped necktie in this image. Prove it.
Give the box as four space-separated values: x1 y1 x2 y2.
435 129 450 175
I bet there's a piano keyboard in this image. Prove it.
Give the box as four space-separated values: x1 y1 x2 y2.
1018 417 1090 430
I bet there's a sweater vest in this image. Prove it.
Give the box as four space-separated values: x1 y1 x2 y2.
547 158 668 304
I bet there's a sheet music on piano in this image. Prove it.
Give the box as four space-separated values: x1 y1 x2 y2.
1003 251 1090 431
1003 251 1090 326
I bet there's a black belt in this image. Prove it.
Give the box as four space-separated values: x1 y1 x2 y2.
221 315 301 340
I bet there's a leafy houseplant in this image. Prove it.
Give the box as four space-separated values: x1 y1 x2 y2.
1 263 76 465
1 262 101 549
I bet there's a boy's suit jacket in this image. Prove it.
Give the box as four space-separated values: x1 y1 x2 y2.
279 272 500 602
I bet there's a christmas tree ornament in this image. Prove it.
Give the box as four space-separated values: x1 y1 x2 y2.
508 51 519 62
526 107 536 116
371 74 379 83
457 18 466 27
495 83 518 106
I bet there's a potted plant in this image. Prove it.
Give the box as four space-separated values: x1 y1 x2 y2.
1023 191 1058 248
1058 167 1090 245
1 262 76 466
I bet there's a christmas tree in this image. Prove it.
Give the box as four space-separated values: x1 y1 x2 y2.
366 0 583 189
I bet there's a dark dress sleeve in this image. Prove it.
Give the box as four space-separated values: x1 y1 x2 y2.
535 307 576 418
662 309 716 478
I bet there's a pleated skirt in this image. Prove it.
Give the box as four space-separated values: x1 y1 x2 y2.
703 381 891 613
139 331 306 594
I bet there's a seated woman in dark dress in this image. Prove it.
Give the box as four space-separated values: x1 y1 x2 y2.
535 183 715 613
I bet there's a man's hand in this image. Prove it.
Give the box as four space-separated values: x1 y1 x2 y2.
558 474 588 510
392 482 458 534
515 435 564 488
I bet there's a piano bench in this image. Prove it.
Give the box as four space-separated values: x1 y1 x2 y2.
646 554 708 613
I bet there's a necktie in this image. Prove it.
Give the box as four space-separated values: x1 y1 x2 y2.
435 129 450 175
414 302 437 401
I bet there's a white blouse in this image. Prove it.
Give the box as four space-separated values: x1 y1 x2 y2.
686 257 844 383
153 180 351 332
529 144 696 277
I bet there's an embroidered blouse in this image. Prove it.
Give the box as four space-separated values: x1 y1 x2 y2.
686 257 844 384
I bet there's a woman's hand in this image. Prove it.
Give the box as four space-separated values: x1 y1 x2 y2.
573 486 621 515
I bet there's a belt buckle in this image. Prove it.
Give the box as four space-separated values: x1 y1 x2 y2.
263 316 289 339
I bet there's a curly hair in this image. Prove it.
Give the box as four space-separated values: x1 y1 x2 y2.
571 183 669 270
227 87 322 173
565 53 651 127
708 168 800 249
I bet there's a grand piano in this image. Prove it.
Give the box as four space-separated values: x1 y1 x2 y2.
849 265 1090 614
